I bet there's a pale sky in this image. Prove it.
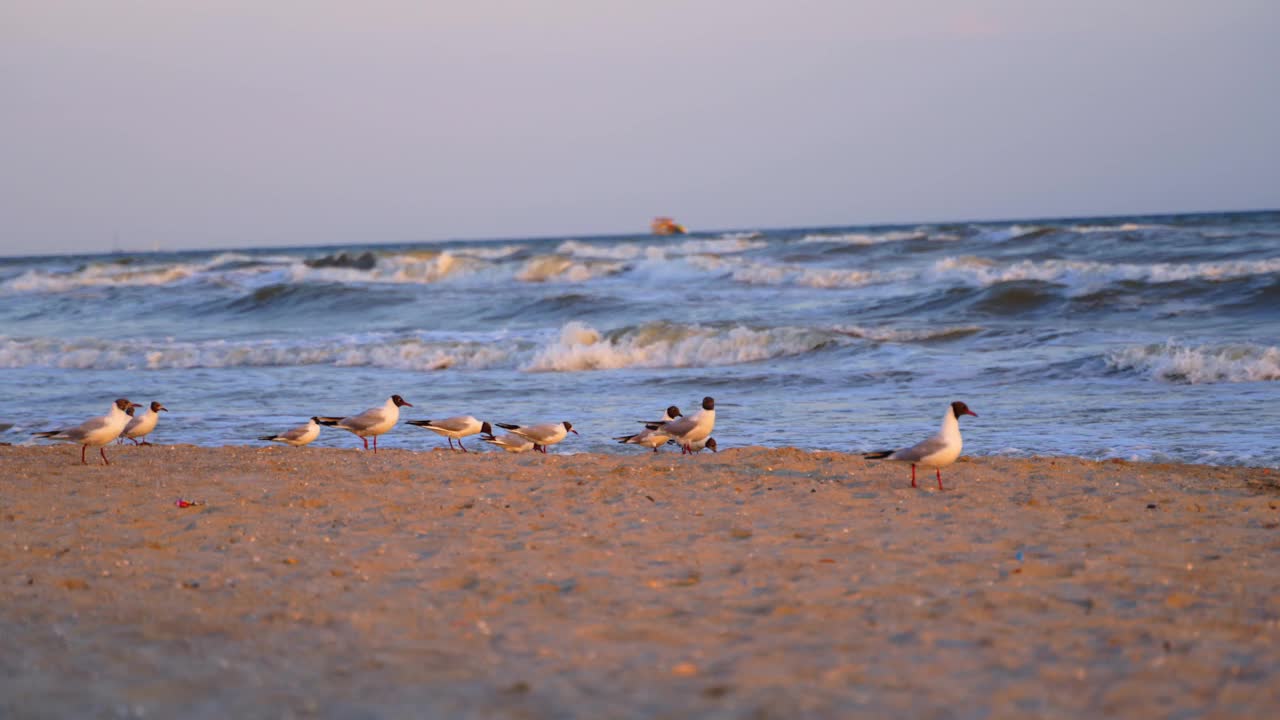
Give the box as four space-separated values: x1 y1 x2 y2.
2 1 1277 255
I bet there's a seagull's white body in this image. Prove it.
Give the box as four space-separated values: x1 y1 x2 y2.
616 407 681 451
505 422 570 446
496 421 577 453
261 418 321 447
123 404 164 443
408 415 488 451
317 395 411 451
42 402 134 448
653 398 715 452
684 437 717 453
865 401 976 490
481 432 536 453
35 398 141 464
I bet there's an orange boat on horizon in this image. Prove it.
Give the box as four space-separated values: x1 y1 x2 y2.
650 217 688 235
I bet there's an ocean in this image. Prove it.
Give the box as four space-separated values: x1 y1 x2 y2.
2 210 1278 467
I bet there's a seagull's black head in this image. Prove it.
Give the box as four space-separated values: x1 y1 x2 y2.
951 401 977 419
310 416 321 423
392 394 412 408
152 401 168 412
125 406 136 417
706 437 718 452
480 421 492 435
702 396 715 411
667 405 682 419
563 421 578 435
115 398 139 412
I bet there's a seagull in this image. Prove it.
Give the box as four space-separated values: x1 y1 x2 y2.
122 401 167 446
407 416 491 452
259 417 321 447
615 405 682 452
480 430 537 453
34 398 140 465
863 401 977 490
676 436 717 453
316 394 412 452
647 396 715 454
495 421 577 454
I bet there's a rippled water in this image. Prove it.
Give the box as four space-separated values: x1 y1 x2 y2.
3 211 1278 466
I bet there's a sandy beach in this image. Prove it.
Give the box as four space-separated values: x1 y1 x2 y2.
2 445 1278 718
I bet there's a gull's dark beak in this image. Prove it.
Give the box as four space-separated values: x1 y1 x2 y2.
159 406 169 412
571 429 579 435
966 409 978 417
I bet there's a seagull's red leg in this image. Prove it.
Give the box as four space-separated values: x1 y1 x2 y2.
131 437 140 446
100 447 110 465
447 437 454 450
937 468 945 491
362 436 369 451
81 445 88 465
458 438 468 453
373 436 378 453
652 446 658 453
911 464 917 488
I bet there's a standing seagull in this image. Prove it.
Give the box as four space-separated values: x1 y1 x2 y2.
495 421 577 454
317 394 412 452
864 401 977 490
34 398 140 465
615 405 682 453
648 396 715 454
122 401 167 446
407 416 491 452
259 417 322 447
480 430 537 453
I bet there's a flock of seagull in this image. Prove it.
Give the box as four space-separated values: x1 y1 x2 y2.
30 395 978 490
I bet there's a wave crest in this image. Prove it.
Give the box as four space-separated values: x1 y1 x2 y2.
1106 342 1280 384
523 321 833 372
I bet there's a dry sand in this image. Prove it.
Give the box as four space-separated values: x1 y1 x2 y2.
1 444 1278 719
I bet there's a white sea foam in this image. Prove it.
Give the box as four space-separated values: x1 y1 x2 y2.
1 252 275 293
1106 342 1280 384
516 255 626 283
522 321 834 372
0 335 516 372
700 257 896 289
928 255 1280 291
798 230 927 245
1070 222 1151 233
555 236 766 262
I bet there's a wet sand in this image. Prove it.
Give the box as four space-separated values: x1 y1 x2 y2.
2 445 1278 718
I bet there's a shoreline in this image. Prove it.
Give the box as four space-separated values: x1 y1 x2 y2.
2 446 1278 717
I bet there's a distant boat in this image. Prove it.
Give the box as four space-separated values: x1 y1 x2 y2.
650 217 688 235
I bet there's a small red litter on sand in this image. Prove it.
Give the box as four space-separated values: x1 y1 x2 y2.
175 499 203 508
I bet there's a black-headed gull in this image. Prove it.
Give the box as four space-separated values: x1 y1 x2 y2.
495 421 577 454
675 436 717 453
34 398 140 465
259 417 321 447
407 416 491 452
317 394 412 452
647 396 715 454
122 401 167 446
864 401 977 490
615 405 681 452
480 430 537 453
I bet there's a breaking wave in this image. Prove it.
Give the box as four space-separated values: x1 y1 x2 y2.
1106 342 1280 384
522 321 836 372
0 321 851 373
928 256 1280 292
